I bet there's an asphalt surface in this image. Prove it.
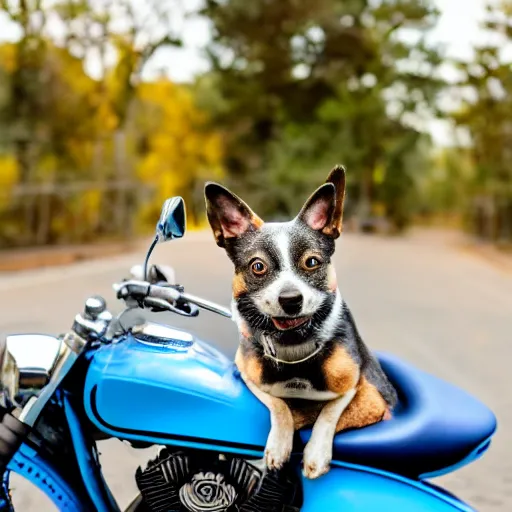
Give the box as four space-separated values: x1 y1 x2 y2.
1 230 510 511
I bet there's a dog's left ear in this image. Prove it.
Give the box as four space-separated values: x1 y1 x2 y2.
297 165 346 239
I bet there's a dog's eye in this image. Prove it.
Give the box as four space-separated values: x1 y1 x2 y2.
251 259 268 276
304 257 321 269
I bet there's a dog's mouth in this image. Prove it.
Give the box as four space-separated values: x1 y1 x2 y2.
271 316 310 330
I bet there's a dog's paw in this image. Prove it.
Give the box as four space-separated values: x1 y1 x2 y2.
264 426 293 471
302 439 332 479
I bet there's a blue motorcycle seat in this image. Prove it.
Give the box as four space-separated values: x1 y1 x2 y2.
299 352 497 479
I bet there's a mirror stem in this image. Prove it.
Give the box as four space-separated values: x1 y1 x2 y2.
143 235 159 281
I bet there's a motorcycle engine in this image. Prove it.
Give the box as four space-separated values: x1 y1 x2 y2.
135 447 301 512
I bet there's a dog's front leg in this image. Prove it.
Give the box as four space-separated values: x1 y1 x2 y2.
242 375 294 471
303 388 357 479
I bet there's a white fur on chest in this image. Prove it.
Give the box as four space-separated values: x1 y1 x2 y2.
260 378 339 401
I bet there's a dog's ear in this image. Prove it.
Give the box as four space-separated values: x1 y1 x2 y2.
297 182 336 233
324 165 346 238
297 165 346 238
204 182 264 248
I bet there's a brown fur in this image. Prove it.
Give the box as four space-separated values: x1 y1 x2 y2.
232 272 248 298
290 402 324 430
323 345 360 395
335 377 387 432
235 349 263 386
251 214 264 229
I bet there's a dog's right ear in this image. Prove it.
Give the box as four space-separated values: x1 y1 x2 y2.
204 182 264 248
324 165 346 238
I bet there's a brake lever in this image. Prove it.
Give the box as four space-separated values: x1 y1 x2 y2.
142 297 173 313
142 296 199 317
175 301 200 317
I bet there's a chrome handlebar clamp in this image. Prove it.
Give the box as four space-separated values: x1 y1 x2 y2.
72 296 113 341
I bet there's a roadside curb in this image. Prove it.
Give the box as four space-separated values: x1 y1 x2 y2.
0 231 213 273
458 241 512 274
0 241 144 273
406 227 512 274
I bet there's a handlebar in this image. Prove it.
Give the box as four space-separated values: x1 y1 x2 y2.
113 280 232 319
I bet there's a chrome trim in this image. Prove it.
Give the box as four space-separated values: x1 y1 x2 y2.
156 196 186 242
18 331 86 427
132 322 194 350
0 334 62 408
5 334 62 373
130 263 176 285
84 296 107 319
0 345 19 409
179 292 232 318
71 295 112 340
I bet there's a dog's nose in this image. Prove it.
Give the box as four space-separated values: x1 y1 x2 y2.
278 289 303 315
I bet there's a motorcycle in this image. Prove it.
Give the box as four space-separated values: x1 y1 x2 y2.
0 196 497 511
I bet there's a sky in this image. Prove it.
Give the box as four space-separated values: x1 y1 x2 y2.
0 0 495 145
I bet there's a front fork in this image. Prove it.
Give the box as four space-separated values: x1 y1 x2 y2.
0 409 31 511
0 391 119 512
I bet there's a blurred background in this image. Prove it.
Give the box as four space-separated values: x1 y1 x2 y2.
0 0 512 249
1 1 512 511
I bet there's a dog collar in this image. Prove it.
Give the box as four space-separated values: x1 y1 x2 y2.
262 340 324 365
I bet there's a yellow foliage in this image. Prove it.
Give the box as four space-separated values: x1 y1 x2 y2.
0 38 225 244
0 155 18 187
0 43 16 73
373 163 385 185
0 154 19 208
80 189 102 229
135 79 224 222
35 154 58 181
96 100 118 133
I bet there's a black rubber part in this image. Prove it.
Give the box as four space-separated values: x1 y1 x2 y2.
0 412 30 470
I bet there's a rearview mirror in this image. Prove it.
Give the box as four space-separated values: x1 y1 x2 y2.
143 197 186 280
156 197 186 243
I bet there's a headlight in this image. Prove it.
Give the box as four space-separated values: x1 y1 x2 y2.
0 334 62 408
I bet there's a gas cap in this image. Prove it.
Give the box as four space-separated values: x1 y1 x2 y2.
132 322 194 351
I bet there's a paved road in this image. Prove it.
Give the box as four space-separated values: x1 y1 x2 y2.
1 230 511 511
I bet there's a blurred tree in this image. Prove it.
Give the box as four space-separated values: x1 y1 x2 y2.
0 0 225 247
199 0 444 229
0 0 50 242
0 40 111 244
54 0 182 236
416 145 474 225
134 79 224 229
451 0 512 242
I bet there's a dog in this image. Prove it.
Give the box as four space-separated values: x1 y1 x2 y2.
204 166 397 479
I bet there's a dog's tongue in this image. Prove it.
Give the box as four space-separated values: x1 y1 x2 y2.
272 317 308 330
